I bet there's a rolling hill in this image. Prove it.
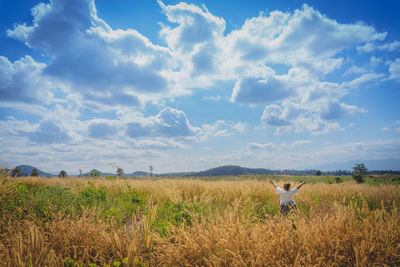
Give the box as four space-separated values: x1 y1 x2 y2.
13 165 52 177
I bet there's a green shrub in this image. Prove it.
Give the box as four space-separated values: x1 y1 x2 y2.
153 200 204 236
353 173 365 183
335 176 343 183
79 187 107 206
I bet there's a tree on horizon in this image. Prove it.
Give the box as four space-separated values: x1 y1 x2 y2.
353 163 368 183
31 168 39 177
117 167 124 178
11 167 21 177
59 170 67 178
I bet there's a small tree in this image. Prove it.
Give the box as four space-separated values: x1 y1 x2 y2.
149 165 153 177
11 167 21 177
79 169 82 177
117 167 124 178
353 163 368 183
335 176 343 183
59 170 67 178
315 170 322 176
89 170 100 178
31 168 39 177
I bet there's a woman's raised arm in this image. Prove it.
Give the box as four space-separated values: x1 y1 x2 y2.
296 181 306 190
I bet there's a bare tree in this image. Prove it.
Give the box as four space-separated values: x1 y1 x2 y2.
149 165 153 177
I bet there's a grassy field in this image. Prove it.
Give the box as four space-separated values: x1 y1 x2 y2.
0 173 399 266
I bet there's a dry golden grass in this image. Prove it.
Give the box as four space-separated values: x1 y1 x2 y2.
0 175 399 266
154 203 400 266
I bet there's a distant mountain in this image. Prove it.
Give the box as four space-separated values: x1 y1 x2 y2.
306 158 400 172
194 165 273 176
14 165 52 177
81 169 151 177
190 165 334 177
127 171 150 177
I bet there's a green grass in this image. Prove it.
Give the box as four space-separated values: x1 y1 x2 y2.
0 182 149 226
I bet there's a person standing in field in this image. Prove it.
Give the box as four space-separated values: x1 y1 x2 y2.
270 180 306 216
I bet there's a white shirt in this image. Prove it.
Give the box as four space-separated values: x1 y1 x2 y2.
276 187 298 204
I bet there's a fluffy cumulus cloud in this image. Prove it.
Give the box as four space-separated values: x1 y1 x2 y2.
223 5 392 134
157 1 227 88
6 0 170 108
250 66 376 134
1 0 399 147
260 98 365 134
230 71 292 104
23 120 70 144
223 4 385 73
126 107 199 139
159 1 225 52
0 56 50 104
124 107 245 141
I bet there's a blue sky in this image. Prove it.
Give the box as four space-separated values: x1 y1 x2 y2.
0 0 399 174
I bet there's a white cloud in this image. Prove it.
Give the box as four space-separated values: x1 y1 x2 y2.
341 73 384 88
125 107 200 139
357 40 400 53
2 0 398 148
159 1 225 53
261 104 291 127
285 140 313 147
370 56 383 66
86 119 123 139
202 95 225 102
0 117 36 138
0 56 51 104
254 69 379 134
343 65 366 76
225 4 385 73
388 58 400 82
129 138 189 150
199 120 246 141
7 0 171 110
313 139 400 162
321 102 366 120
246 142 281 151
235 138 400 170
261 100 346 135
230 71 293 104
246 140 313 151
23 120 71 144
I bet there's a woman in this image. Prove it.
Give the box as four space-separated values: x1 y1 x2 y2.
270 180 306 216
